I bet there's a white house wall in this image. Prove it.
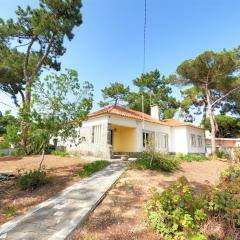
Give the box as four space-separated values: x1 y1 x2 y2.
60 114 206 157
62 116 112 158
170 126 188 153
140 121 172 152
107 115 172 152
186 127 206 154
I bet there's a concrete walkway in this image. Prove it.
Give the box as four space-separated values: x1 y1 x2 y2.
0 161 127 240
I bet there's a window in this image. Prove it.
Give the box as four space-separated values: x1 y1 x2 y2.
143 131 154 148
197 135 202 147
191 134 196 147
155 132 168 150
92 125 102 144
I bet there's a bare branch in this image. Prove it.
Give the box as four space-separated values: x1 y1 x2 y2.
0 101 17 110
14 41 32 48
211 86 240 107
31 34 55 78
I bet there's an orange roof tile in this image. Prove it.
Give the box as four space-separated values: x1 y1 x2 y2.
88 105 203 129
163 119 204 129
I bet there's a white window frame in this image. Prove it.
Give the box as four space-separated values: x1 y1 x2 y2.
197 135 202 147
155 132 168 151
92 125 102 144
191 134 196 147
142 131 155 149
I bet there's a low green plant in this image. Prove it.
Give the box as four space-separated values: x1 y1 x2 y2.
216 151 227 159
145 177 206 240
0 152 6 157
0 141 10 149
220 164 240 181
17 169 50 190
233 147 240 161
3 206 16 216
175 153 209 162
204 176 240 227
79 160 110 178
129 151 179 172
10 148 25 157
51 149 69 157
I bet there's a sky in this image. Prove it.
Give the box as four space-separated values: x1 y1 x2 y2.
1 0 240 120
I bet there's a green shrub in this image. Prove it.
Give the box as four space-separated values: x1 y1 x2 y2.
3 206 16 216
0 152 6 157
17 169 50 190
51 149 69 157
233 148 240 161
0 141 10 149
129 151 179 172
204 175 240 227
79 160 110 178
220 164 240 181
175 153 209 162
216 151 227 159
145 177 206 239
10 148 25 157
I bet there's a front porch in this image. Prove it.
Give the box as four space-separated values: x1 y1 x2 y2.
111 124 137 154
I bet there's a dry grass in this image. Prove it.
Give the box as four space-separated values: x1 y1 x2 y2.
0 155 90 224
70 160 230 240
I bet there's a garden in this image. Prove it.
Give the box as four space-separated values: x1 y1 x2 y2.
0 152 110 225
70 152 239 240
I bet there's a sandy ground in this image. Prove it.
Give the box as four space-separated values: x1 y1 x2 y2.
0 154 88 173
0 155 90 224
70 160 230 240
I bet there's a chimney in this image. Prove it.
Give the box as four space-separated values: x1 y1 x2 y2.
150 105 160 120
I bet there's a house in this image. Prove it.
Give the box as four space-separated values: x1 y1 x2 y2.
61 105 205 158
205 137 240 154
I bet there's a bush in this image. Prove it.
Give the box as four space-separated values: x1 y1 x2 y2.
204 172 240 227
129 151 179 172
145 177 206 239
17 169 50 190
0 141 10 149
216 151 227 159
175 153 209 162
79 160 110 178
3 206 16 216
220 164 240 181
10 148 25 157
51 149 69 157
0 152 6 157
233 148 240 161
145 165 240 239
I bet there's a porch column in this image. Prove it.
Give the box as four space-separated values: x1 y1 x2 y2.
105 123 112 158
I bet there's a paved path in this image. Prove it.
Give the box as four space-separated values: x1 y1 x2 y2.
0 161 127 240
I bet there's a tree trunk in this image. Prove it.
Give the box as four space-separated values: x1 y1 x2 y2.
39 149 45 170
205 85 217 158
21 78 31 152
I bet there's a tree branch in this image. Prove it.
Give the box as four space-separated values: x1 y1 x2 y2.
211 86 240 107
19 89 25 105
31 34 55 78
23 37 36 80
14 41 33 48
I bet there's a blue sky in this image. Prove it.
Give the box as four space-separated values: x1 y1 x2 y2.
1 0 240 118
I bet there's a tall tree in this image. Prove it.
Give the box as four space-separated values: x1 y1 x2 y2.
128 69 179 119
0 0 83 148
6 69 93 155
203 115 240 138
179 87 207 123
99 82 130 107
175 50 240 157
0 45 37 106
